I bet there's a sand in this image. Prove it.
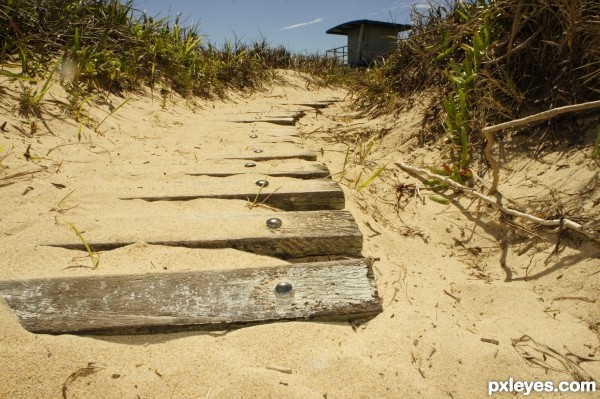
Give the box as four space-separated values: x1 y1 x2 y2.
0 71 598 398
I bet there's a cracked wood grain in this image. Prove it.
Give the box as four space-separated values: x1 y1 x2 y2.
0 258 381 335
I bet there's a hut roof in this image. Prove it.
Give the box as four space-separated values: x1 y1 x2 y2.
326 19 412 35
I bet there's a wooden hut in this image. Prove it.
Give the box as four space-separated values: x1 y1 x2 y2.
326 19 411 66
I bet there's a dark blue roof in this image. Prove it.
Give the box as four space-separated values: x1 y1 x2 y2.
326 19 412 35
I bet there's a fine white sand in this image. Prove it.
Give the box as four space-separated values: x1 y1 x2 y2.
0 71 598 398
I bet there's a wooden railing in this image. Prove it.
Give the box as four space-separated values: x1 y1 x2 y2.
325 45 348 65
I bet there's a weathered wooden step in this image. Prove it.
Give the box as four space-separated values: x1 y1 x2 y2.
119 176 343 210
234 117 297 126
232 111 306 126
0 258 381 335
47 210 363 258
187 162 331 179
289 103 330 109
250 129 299 138
216 148 317 162
107 161 329 181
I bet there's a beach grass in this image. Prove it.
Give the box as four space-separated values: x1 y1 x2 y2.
0 0 352 102
1 0 598 172
348 0 600 171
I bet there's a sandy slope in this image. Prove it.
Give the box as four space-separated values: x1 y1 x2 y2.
0 71 598 398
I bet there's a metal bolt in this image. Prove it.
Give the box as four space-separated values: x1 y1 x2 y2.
253 149 263 153
275 281 293 296
244 162 256 168
250 134 258 138
266 218 282 229
256 180 269 188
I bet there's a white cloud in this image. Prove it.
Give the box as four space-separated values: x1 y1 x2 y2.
280 17 324 30
389 3 411 10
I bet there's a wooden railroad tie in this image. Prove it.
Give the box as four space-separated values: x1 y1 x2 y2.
186 161 331 179
0 258 382 335
118 175 344 211
46 210 363 259
231 111 306 126
0 98 384 335
217 148 317 161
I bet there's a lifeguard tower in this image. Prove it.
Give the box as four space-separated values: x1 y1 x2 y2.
326 19 411 66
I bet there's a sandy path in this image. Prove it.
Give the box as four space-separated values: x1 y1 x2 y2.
0 72 598 398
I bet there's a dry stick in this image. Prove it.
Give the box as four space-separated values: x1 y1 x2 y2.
480 337 500 345
482 99 600 194
395 160 600 244
0 167 47 181
553 296 597 304
483 100 600 135
483 128 500 195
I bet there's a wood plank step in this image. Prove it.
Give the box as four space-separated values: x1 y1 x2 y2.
260 113 305 120
254 130 299 138
234 118 297 126
233 111 305 121
47 210 363 258
186 162 331 179
289 103 330 109
106 161 329 180
119 176 343 210
218 129 300 143
217 148 317 161
0 258 381 335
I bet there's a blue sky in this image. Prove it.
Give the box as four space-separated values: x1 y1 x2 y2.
136 0 430 54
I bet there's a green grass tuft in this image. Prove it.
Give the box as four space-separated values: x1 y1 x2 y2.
65 221 100 270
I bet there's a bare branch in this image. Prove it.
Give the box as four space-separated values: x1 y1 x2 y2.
395 160 599 243
482 100 600 135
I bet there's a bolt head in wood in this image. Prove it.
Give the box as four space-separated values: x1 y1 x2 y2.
255 180 269 188
253 149 263 153
244 162 256 168
275 281 293 296
250 134 258 138
266 218 282 229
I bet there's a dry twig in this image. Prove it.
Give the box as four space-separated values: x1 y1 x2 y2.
482 100 600 194
483 100 600 135
395 160 599 243
62 363 104 399
512 335 594 382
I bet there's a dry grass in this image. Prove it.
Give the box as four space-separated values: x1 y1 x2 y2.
350 0 600 159
0 0 352 103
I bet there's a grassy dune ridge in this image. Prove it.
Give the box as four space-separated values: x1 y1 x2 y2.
1 0 599 167
0 0 345 99
353 0 600 172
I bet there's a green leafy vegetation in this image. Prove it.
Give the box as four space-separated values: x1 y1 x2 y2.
350 0 600 171
0 0 351 102
1 0 597 175
357 164 387 191
64 221 99 269
18 58 59 116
